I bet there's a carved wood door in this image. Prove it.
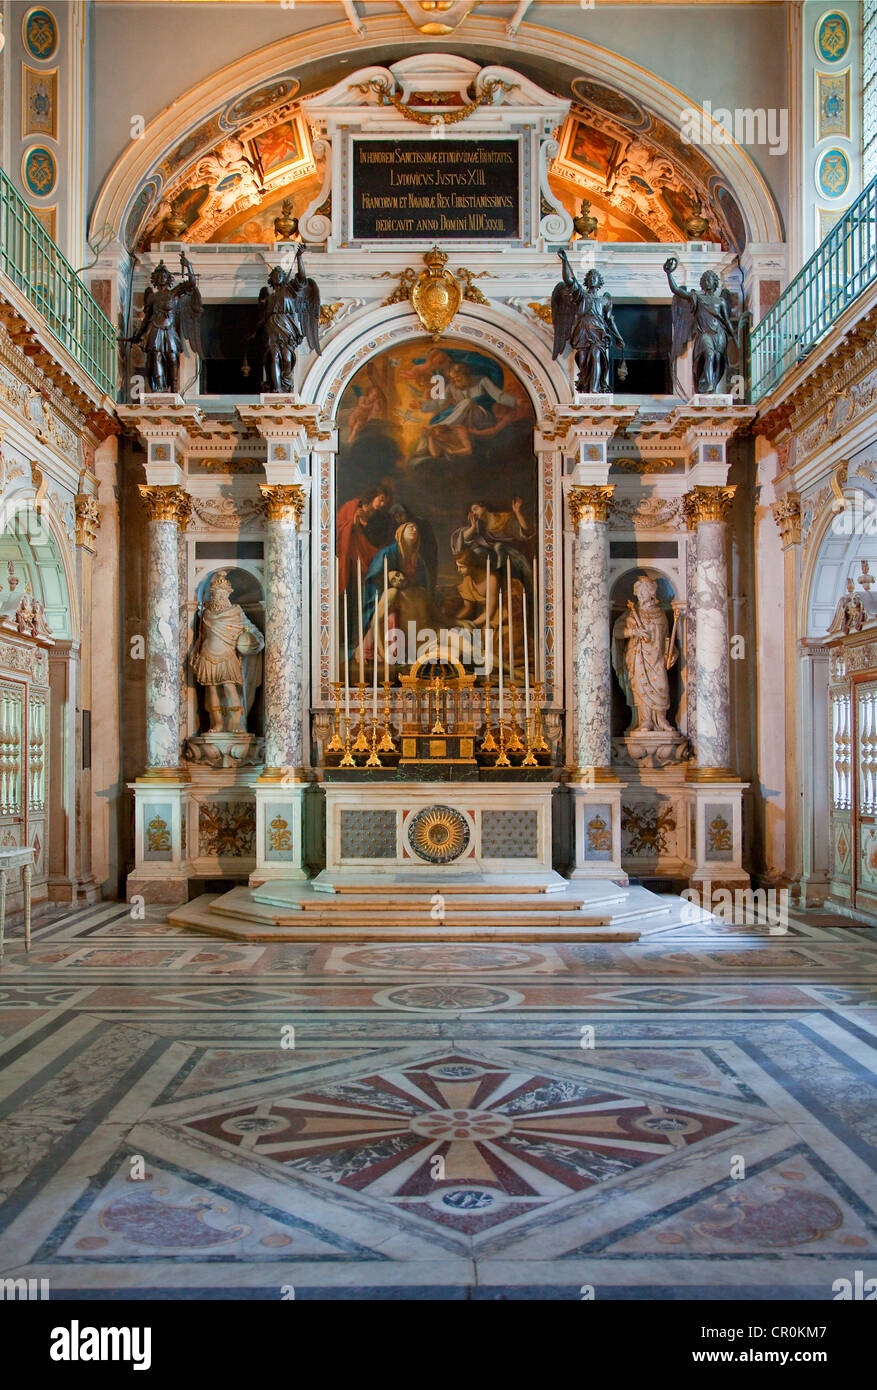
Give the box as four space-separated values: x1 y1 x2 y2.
0 670 49 895
854 676 877 909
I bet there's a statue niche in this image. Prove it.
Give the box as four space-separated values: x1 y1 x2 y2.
184 569 265 768
611 572 690 768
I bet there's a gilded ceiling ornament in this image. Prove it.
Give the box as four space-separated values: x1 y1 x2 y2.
395 1 477 34
681 485 736 527
527 302 553 325
770 494 801 549
259 483 306 526
568 485 614 526
138 484 192 526
352 75 516 125
318 301 344 328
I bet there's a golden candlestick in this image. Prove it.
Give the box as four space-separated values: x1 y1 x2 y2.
430 673 446 735
327 682 344 752
522 713 538 766
366 719 383 767
507 684 524 752
494 715 511 767
380 682 395 752
339 715 356 767
479 678 497 752
533 681 549 752
353 683 369 752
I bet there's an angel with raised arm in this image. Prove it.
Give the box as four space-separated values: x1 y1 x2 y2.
663 256 738 395
253 246 322 394
550 248 626 394
128 252 203 394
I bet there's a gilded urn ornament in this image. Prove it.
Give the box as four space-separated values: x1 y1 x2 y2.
407 805 470 864
410 247 463 339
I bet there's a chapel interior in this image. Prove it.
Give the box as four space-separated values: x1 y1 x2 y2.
0 0 875 1305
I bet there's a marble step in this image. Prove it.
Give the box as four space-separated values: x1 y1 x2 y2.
288 895 605 914
167 893 639 942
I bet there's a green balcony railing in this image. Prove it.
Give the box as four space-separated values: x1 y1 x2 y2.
0 166 114 398
750 176 877 403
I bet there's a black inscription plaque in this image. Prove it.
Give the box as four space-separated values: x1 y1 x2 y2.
352 138 520 240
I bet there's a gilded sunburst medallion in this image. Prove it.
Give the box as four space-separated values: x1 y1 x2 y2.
407 805 470 863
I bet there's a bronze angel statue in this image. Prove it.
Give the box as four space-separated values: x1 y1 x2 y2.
664 256 739 395
550 249 626 394
251 246 322 393
127 253 203 394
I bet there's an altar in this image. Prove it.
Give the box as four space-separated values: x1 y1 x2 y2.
119 54 754 923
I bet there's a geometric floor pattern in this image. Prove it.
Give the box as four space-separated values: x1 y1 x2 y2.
1 900 876 1298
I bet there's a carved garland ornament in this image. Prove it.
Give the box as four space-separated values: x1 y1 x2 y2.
352 76 517 125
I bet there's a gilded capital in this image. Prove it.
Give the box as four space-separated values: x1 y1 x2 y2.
138 484 191 527
75 493 102 549
682 485 736 527
568 485 614 526
771 493 802 549
260 484 306 525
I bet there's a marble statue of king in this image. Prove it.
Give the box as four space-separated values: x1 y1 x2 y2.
612 575 679 734
190 571 264 734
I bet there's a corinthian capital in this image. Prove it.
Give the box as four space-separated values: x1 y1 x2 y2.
682 485 736 527
568 485 614 526
138 485 192 526
260 484 306 525
75 494 102 550
771 493 802 549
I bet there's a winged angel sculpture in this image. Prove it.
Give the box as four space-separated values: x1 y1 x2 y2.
550 249 626 394
251 246 322 393
663 256 739 395
128 253 203 394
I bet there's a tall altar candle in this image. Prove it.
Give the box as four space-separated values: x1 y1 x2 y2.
506 556 514 682
532 556 541 683
522 590 531 725
373 624 378 719
383 556 389 683
498 588 504 723
334 558 340 684
485 554 492 677
357 558 365 685
343 604 351 719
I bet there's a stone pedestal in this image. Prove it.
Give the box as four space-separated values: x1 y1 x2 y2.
127 779 189 904
252 782 310 883
686 778 750 893
567 781 625 881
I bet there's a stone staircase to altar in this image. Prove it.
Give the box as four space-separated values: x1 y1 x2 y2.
167 877 704 942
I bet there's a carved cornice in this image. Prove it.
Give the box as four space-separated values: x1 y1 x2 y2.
260 483 306 525
75 493 102 550
138 484 192 526
757 301 877 440
770 493 801 549
568 484 614 525
682 485 736 526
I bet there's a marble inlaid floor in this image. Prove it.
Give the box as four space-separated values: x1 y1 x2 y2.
0 899 876 1299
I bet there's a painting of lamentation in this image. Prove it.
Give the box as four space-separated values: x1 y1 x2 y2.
335 339 538 679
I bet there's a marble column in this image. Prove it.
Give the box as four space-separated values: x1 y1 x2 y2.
569 485 614 774
138 485 190 773
259 484 307 777
566 485 625 882
683 486 736 775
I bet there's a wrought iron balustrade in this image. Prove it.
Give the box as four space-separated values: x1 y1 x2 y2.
750 177 877 403
0 167 114 398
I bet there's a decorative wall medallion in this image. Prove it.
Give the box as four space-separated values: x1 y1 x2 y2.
586 815 612 851
815 11 850 64
407 805 469 863
708 815 732 852
817 147 850 199
22 65 57 139
23 8 58 60
817 69 850 140
410 248 463 339
22 145 57 197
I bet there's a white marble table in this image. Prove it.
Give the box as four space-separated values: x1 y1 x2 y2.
0 847 35 959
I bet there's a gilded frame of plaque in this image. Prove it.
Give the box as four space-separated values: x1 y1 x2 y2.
29 204 56 239
21 64 58 139
816 68 850 141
